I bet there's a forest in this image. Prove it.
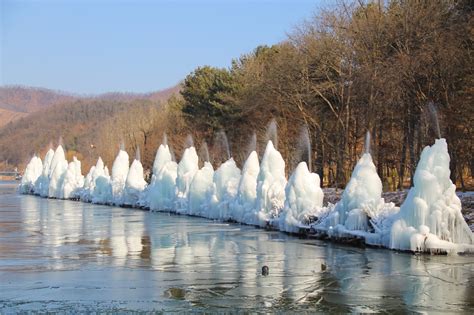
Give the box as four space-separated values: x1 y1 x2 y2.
1 0 472 190
175 0 473 190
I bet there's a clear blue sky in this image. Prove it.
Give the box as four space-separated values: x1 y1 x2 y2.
1 0 325 94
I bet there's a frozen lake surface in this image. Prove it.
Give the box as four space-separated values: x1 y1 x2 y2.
1 181 473 312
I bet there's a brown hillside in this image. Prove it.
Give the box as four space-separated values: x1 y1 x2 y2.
0 84 182 129
0 108 28 127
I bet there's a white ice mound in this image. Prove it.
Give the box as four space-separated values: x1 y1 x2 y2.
122 159 147 206
92 164 111 205
82 158 102 202
61 157 84 199
256 141 287 226
209 158 241 220
81 157 111 204
149 161 178 211
188 162 214 216
110 149 129 204
232 151 260 224
279 162 324 233
332 153 384 232
152 144 173 178
141 144 173 207
176 147 199 212
34 148 54 197
20 155 43 194
48 145 68 199
390 139 474 252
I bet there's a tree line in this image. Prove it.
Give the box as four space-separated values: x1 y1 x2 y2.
2 1 472 191
172 0 473 190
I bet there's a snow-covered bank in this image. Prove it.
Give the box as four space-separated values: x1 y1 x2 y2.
19 138 474 254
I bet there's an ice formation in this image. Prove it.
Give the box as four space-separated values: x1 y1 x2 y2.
20 155 43 194
92 166 111 205
188 162 214 216
148 160 178 211
48 145 68 199
81 157 111 204
279 162 324 233
110 149 130 204
20 135 474 254
255 141 287 226
152 144 173 177
232 151 260 224
326 153 385 233
82 158 102 202
208 158 241 220
389 139 473 252
175 147 199 212
34 148 54 197
122 158 147 206
141 144 173 207
61 157 84 199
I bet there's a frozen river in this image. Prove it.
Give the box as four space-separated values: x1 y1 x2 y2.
1 181 473 312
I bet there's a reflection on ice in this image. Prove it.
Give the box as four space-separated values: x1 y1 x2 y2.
2 182 473 312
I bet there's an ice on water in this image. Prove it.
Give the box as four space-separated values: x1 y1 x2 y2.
209 158 241 220
20 137 474 254
122 158 147 206
20 155 43 194
34 148 54 197
188 161 214 216
110 149 130 204
279 161 324 233
231 151 259 224
255 141 287 226
61 157 83 199
175 146 199 212
390 139 473 252
48 145 69 199
148 144 178 211
316 152 387 236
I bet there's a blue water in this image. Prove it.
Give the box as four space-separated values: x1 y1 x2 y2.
0 181 473 312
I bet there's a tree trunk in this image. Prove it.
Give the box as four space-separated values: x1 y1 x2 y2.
399 123 408 190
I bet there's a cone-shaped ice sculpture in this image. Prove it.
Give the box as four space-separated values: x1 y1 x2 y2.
332 153 384 232
152 144 173 179
92 165 112 205
390 139 474 253
149 160 178 211
48 145 68 198
122 158 147 206
82 158 101 202
110 149 129 204
147 143 177 211
141 144 174 207
279 162 324 233
209 158 241 220
20 155 43 194
61 156 83 199
34 148 54 197
188 162 214 216
176 147 199 212
255 141 287 226
231 151 260 224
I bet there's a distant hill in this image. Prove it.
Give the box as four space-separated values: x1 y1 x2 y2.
0 84 181 127
0 99 160 169
0 86 76 113
0 84 182 170
0 108 29 128
93 85 181 103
